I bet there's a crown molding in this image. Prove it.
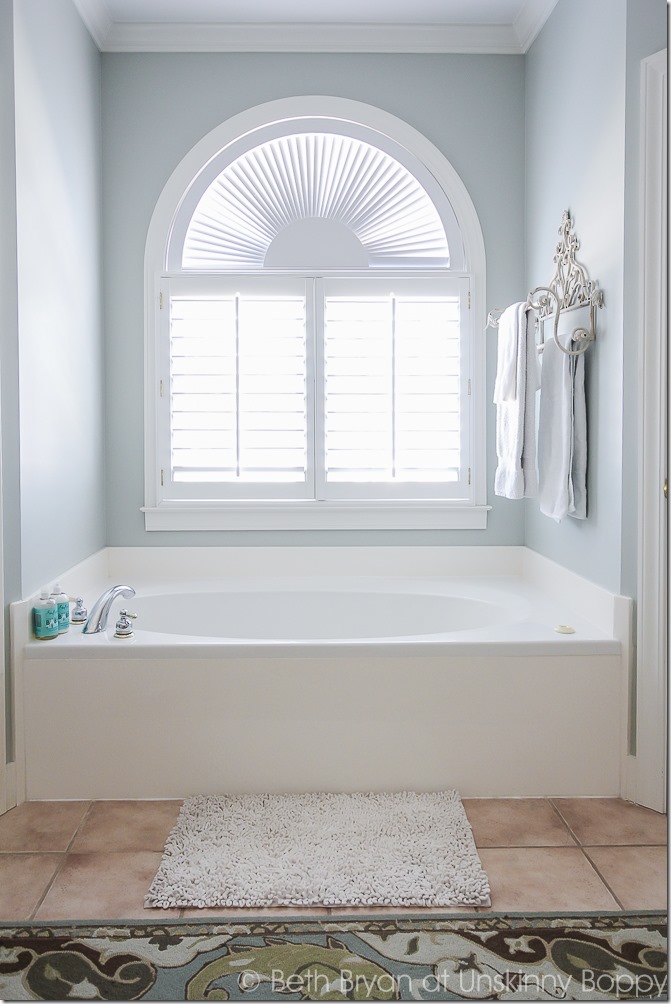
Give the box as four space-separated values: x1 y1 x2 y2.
513 0 559 51
70 0 113 49
102 21 523 54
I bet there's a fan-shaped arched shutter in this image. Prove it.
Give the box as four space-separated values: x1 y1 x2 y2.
180 133 451 270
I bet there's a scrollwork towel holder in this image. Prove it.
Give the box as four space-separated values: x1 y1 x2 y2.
487 210 603 357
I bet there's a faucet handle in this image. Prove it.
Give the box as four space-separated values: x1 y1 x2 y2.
114 609 137 638
71 597 88 623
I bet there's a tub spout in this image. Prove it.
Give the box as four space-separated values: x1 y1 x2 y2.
83 584 135 634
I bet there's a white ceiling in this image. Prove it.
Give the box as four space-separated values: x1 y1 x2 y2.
72 0 559 52
105 0 527 26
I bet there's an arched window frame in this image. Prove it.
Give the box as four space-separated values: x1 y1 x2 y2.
144 97 489 530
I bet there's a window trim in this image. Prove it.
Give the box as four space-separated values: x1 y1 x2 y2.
141 500 490 531
144 97 488 531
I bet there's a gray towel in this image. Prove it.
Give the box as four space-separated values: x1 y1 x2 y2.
537 337 587 521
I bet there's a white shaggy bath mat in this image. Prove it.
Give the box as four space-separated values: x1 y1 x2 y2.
145 791 491 909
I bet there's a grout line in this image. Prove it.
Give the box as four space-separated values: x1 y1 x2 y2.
578 847 625 911
582 842 668 848
547 798 581 845
474 842 578 849
65 800 96 853
28 801 96 922
29 854 68 922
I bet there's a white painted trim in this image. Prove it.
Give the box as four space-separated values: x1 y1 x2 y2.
10 600 29 806
0 364 5 815
632 49 667 812
4 762 16 811
70 0 113 49
144 96 488 532
102 21 521 54
142 503 491 532
614 594 634 807
512 0 559 52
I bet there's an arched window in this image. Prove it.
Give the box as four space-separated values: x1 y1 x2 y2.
144 98 487 530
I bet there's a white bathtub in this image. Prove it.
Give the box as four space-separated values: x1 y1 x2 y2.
130 581 524 641
13 546 630 800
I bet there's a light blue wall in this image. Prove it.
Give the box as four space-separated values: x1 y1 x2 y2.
4 0 664 595
12 0 106 596
523 0 666 596
101 52 527 547
524 0 628 593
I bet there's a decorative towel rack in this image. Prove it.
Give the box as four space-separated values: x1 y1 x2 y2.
487 210 604 356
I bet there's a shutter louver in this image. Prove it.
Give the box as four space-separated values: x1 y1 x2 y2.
323 288 462 486
170 293 307 486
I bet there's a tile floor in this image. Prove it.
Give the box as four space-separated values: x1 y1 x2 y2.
0 797 665 921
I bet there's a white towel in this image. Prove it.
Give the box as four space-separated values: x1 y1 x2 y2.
537 337 587 521
493 304 520 403
494 303 540 499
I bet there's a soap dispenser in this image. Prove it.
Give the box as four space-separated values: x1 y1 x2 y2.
33 589 58 640
50 583 70 633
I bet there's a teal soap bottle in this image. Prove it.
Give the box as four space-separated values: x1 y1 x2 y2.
50 582 70 633
33 589 59 640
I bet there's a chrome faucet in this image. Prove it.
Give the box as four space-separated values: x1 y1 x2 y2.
83 584 135 634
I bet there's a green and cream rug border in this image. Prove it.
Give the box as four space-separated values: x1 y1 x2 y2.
0 912 666 1001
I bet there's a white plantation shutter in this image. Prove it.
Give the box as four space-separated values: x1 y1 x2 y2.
320 277 469 499
161 276 471 504
162 278 311 500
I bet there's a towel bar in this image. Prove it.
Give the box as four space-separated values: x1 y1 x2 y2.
487 210 603 357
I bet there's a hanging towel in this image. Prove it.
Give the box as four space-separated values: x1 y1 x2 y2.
494 303 540 499
493 304 520 403
537 336 587 521
569 347 587 519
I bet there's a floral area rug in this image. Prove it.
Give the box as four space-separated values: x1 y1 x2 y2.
0 913 666 1001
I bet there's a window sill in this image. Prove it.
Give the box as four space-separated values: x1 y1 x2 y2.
142 502 490 531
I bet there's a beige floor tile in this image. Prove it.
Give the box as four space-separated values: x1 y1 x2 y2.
0 801 90 852
478 847 619 912
552 798 667 846
463 798 575 847
70 799 182 853
5 799 663 922
585 846 667 910
0 854 63 920
34 851 181 921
